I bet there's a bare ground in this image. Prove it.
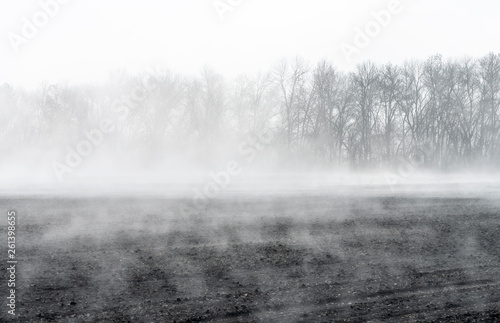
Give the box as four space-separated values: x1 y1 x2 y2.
1 189 500 322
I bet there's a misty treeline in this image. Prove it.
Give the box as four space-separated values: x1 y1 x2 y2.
2 53 500 171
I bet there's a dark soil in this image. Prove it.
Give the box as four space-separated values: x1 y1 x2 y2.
1 191 500 322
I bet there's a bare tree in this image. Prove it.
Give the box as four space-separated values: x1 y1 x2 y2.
352 62 379 167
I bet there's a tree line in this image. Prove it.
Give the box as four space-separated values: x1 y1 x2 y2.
2 53 500 170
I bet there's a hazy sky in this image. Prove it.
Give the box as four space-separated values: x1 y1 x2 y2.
1 0 500 88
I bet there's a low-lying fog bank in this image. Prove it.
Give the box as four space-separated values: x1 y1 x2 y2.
1 172 499 199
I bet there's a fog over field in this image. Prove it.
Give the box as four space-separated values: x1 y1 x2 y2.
1 0 500 322
1 1 500 192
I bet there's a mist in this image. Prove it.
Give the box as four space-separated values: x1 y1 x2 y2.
3 54 500 189
2 0 500 321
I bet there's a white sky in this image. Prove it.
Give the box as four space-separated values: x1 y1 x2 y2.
1 0 500 88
